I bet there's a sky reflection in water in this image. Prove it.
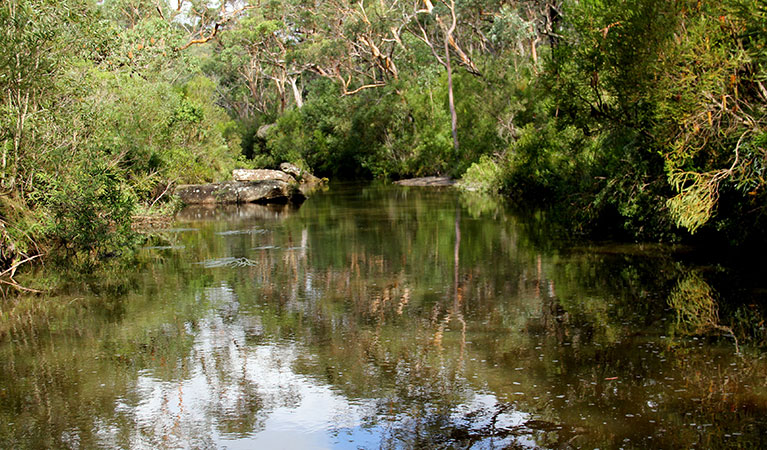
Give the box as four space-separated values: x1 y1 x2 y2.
1 184 766 449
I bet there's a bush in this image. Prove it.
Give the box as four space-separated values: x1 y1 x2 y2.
44 164 136 259
459 155 503 193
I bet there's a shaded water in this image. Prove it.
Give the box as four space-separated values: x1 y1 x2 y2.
1 184 766 449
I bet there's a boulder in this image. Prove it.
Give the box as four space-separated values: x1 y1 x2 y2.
302 172 323 184
233 168 296 183
175 180 304 205
279 162 302 179
279 162 322 184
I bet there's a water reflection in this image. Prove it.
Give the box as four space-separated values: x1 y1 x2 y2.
668 271 739 352
177 203 299 222
1 184 766 448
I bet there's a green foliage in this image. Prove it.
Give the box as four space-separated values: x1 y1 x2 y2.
0 0 243 270
501 122 589 200
487 5 536 51
264 69 508 179
467 0 764 242
532 0 682 238
266 80 348 175
71 69 239 203
44 165 136 259
583 1 762 236
265 78 449 179
459 155 502 193
667 170 721 234
1 0 766 275
653 2 767 236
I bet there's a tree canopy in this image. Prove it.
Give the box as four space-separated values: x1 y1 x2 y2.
1 0 766 276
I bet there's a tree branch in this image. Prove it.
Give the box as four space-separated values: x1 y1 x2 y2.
176 5 258 51
342 82 387 96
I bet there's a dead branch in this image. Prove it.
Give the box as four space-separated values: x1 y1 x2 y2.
176 5 258 51
0 277 44 294
148 180 175 210
342 82 388 96
0 254 41 278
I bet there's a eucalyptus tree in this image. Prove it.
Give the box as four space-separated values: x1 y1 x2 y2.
265 0 404 97
405 0 479 151
0 0 96 190
0 0 249 271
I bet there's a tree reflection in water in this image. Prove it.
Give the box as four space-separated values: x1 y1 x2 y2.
0 185 766 449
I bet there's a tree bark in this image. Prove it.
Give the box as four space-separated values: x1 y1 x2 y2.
289 76 303 109
445 35 459 151
273 78 286 113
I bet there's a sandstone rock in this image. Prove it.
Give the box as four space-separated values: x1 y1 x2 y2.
175 180 304 205
279 162 322 184
175 183 237 204
301 172 322 184
279 162 302 178
394 177 456 187
232 169 295 183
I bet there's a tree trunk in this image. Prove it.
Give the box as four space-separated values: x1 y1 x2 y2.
273 78 286 113
2 89 10 185
530 26 539 66
444 36 459 151
289 76 303 109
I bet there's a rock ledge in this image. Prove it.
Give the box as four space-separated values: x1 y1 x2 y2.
394 177 456 187
175 180 304 205
175 163 324 205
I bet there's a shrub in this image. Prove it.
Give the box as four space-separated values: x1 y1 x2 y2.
44 164 136 259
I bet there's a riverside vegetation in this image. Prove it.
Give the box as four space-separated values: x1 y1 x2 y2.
1 1 766 274
1 2 767 445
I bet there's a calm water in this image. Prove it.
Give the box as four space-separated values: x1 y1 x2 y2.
1 184 766 449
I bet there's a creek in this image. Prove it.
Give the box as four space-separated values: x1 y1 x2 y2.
1 183 766 449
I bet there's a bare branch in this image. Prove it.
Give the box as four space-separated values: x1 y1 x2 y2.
176 5 258 51
0 277 44 293
0 254 41 278
342 82 388 96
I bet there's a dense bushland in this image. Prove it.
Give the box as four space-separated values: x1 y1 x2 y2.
462 1 767 244
1 0 766 283
0 0 245 272
209 0 766 245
